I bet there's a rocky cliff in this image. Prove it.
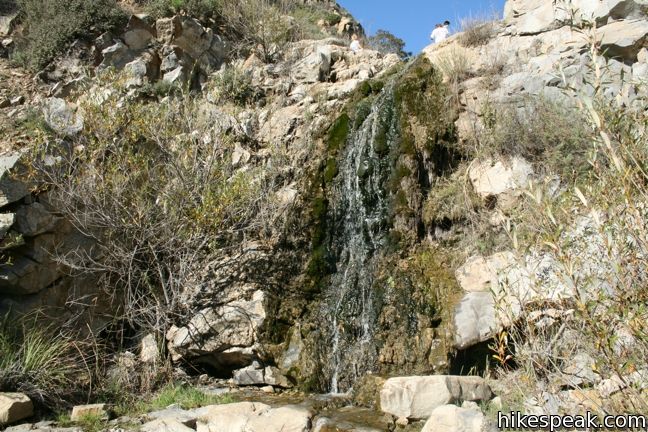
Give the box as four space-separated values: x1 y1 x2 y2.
0 0 647 429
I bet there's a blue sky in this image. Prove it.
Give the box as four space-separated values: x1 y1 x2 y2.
338 0 507 54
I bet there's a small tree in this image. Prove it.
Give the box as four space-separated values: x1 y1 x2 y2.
366 29 410 59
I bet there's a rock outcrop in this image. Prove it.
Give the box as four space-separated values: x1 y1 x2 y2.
379 376 492 420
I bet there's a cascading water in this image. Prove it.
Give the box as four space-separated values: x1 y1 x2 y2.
322 87 399 394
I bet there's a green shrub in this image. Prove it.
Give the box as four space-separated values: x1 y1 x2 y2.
366 30 410 59
208 64 260 105
477 97 593 182
31 76 268 340
14 0 126 70
290 4 339 40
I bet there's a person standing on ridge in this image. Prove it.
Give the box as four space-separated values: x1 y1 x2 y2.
350 34 362 53
431 21 450 44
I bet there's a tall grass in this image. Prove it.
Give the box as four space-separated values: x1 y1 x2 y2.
492 47 648 414
0 314 89 408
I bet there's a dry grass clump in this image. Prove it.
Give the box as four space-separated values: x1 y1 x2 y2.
0 314 92 409
459 16 497 48
472 97 593 182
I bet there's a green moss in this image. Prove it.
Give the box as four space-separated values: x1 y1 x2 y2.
327 113 350 152
323 158 338 183
358 80 372 97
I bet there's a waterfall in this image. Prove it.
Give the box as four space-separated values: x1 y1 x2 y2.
322 87 398 393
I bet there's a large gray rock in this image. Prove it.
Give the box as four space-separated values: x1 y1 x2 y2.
196 402 270 432
0 393 33 425
43 98 83 137
468 157 533 207
455 252 516 293
245 405 312 432
380 376 492 420
173 17 220 64
124 51 160 87
0 12 18 36
233 363 265 386
0 255 61 296
421 404 485 432
166 290 267 365
597 19 648 61
0 153 30 207
453 292 497 349
197 403 311 432
14 203 58 237
141 418 196 432
100 41 136 70
123 14 156 50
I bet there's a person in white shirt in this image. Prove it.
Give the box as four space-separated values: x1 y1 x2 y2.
350 34 362 53
430 21 450 44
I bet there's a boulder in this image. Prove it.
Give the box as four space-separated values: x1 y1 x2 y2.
561 352 600 387
156 16 181 44
70 403 107 421
0 12 18 37
174 17 214 59
43 98 84 137
141 418 195 432
453 292 497 349
596 19 648 61
455 252 515 293
123 15 156 50
380 376 492 420
145 407 198 428
0 152 30 207
167 291 267 366
468 157 533 207
421 404 485 432
264 366 293 388
0 393 33 425
196 402 270 432
245 405 313 432
607 0 648 20
0 255 61 296
124 51 160 87
233 363 265 386
100 41 136 70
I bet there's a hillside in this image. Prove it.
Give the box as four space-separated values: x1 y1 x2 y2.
0 0 647 430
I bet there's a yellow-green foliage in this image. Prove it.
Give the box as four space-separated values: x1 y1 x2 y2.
498 69 648 413
14 0 126 70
